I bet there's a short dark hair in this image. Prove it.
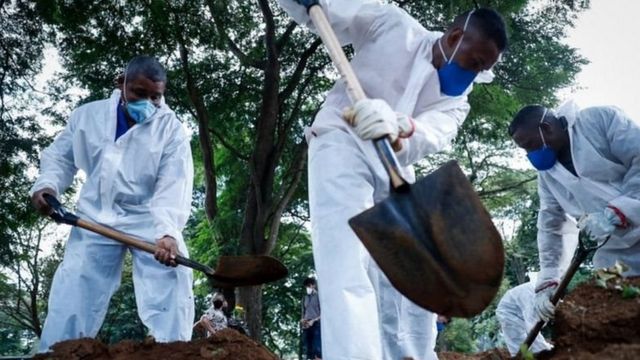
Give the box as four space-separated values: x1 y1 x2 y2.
125 55 167 83
453 8 508 51
508 105 546 136
303 277 317 287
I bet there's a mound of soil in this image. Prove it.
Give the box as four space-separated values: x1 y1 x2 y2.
439 277 640 360
33 329 278 360
540 277 640 359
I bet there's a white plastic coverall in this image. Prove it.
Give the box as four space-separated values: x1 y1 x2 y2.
279 1 494 359
496 220 577 357
496 282 552 356
31 90 194 352
536 101 640 285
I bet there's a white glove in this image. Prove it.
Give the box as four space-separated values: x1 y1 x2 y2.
533 280 558 323
347 99 414 142
577 207 623 242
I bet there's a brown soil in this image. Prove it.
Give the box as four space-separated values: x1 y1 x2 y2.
438 277 640 360
33 329 278 360
539 276 640 360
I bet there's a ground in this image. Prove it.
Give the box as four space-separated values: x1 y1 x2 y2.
440 277 640 360
32 278 640 360
33 329 277 360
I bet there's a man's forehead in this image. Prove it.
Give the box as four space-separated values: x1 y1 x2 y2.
128 75 165 92
470 36 500 60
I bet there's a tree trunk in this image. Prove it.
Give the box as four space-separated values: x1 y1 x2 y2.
238 286 263 341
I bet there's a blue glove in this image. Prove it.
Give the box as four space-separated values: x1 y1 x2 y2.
296 0 320 10
578 207 622 242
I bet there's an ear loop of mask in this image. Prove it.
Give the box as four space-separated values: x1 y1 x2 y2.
538 108 549 147
438 9 475 64
122 63 129 105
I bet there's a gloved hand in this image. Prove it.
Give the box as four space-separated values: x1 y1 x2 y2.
578 207 625 242
533 280 558 323
346 99 414 143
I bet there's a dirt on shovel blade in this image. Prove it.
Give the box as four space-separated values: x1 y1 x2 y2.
439 277 640 360
33 328 278 360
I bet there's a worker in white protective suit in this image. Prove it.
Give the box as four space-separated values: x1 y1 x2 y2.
30 55 194 352
509 100 640 324
278 1 508 359
497 281 552 356
496 222 578 357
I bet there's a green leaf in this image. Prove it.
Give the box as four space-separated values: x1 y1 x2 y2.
621 285 640 299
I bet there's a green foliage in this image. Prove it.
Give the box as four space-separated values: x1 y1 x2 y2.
441 318 477 353
0 0 51 262
97 255 148 344
261 223 314 357
0 323 32 356
621 285 640 299
519 343 536 360
469 277 512 350
0 0 590 350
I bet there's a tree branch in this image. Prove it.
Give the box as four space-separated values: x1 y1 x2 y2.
477 176 537 198
276 21 298 52
209 128 249 161
266 142 307 254
279 39 322 101
175 16 218 221
207 0 265 70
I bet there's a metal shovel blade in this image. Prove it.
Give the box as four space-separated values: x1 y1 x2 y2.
210 255 289 287
348 161 504 317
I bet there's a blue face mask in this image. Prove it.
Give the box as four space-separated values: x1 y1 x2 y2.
437 10 478 96
126 100 157 124
122 65 160 124
526 109 557 171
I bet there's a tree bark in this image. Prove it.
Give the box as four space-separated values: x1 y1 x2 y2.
177 33 218 222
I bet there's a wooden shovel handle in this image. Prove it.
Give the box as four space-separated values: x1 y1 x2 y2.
308 5 406 190
76 219 214 275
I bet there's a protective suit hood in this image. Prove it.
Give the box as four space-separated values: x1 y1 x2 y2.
555 99 580 128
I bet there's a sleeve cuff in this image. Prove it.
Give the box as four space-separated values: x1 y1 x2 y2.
29 182 59 198
154 229 181 243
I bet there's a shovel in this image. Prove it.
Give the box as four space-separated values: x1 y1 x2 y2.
307 3 504 317
517 231 611 358
43 194 288 288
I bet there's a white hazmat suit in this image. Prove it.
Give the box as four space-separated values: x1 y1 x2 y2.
31 90 195 352
496 282 552 356
536 101 640 285
497 221 577 356
279 1 495 359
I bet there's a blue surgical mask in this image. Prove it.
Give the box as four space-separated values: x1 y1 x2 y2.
126 100 157 124
527 109 557 171
437 10 478 96
122 65 159 124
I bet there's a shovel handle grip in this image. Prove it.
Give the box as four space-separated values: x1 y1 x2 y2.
76 219 214 275
308 5 406 189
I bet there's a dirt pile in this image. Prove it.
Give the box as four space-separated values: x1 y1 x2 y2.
439 277 640 360
540 276 640 359
33 329 278 360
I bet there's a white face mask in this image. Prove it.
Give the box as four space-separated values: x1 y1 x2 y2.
306 287 313 295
